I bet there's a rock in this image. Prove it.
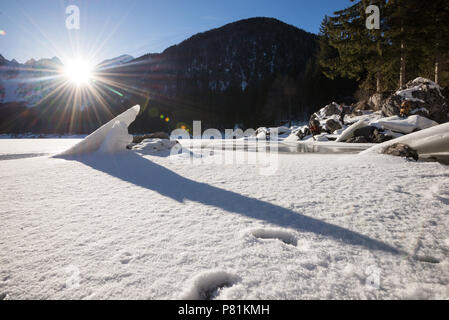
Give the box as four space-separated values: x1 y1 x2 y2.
346 136 369 143
133 131 170 144
381 94 403 118
336 119 368 142
368 92 390 111
353 100 371 115
347 125 393 143
132 138 180 154
381 77 449 123
325 119 342 133
372 131 393 143
370 115 438 134
314 102 341 119
382 143 419 161
353 126 377 141
296 127 311 140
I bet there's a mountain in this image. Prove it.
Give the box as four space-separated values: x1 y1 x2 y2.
0 55 63 106
0 17 357 134
97 54 134 70
130 17 316 92
108 17 324 131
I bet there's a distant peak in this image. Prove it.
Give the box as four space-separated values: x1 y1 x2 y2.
25 58 36 65
97 54 135 69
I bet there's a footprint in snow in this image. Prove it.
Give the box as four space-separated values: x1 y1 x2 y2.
250 228 297 246
118 252 133 264
179 271 240 300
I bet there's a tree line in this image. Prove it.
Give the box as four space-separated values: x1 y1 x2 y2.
318 0 449 95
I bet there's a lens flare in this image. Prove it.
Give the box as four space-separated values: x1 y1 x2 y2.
0 30 6 36
64 59 93 86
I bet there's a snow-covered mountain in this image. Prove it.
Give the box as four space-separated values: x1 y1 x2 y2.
97 54 134 70
0 54 131 106
0 55 63 105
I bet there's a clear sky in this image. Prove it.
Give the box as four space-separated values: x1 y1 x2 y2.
0 0 353 64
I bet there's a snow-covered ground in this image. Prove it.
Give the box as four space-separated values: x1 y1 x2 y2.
1 138 449 299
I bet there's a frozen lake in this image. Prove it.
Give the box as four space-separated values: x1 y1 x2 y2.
1 138 448 299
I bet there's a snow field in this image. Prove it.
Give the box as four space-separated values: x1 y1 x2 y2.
1 142 448 299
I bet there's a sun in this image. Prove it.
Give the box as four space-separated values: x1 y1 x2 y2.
64 59 93 86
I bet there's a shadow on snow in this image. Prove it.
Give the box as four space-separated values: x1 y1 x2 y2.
58 151 403 255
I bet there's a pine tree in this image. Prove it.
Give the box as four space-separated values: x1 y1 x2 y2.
419 1 449 85
319 1 389 93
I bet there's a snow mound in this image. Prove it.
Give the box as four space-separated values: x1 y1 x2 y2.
369 115 438 134
361 122 449 155
178 271 241 300
250 228 297 246
57 105 140 156
98 120 133 154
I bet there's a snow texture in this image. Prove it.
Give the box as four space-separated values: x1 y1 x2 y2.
58 105 140 156
179 271 241 300
1 139 449 299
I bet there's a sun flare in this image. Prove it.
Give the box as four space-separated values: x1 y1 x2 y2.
64 59 93 86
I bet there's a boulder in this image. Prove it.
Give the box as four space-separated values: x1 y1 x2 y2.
133 131 170 143
353 126 377 141
368 92 390 111
372 131 393 143
336 119 368 142
314 102 341 119
370 115 438 134
381 77 448 123
353 100 371 115
382 143 419 161
346 126 392 143
325 118 342 133
132 138 180 154
296 127 311 140
346 136 369 143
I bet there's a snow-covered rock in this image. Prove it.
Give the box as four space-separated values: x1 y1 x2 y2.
133 132 170 144
369 115 438 134
362 122 449 155
314 102 342 120
367 92 389 111
336 119 369 142
58 105 140 156
324 118 342 133
382 77 448 123
131 138 180 155
382 143 419 161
